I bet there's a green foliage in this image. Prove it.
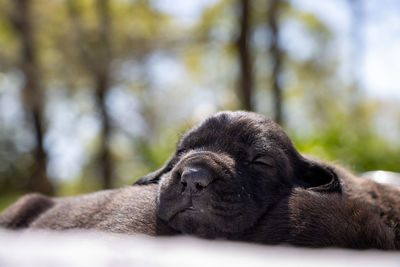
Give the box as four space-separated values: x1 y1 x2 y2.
131 123 193 183
292 117 400 173
0 192 21 213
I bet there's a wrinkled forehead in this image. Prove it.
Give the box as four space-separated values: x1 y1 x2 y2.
178 111 284 151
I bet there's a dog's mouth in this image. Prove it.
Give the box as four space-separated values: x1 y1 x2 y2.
185 206 196 211
157 193 198 222
167 204 197 222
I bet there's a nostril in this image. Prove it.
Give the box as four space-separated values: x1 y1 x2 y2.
195 182 205 191
181 180 187 188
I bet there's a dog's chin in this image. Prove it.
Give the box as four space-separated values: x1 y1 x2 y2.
166 207 257 239
168 210 225 239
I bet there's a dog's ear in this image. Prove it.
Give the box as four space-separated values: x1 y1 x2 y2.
297 156 342 193
134 153 177 185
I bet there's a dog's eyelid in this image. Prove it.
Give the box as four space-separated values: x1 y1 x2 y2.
251 155 275 167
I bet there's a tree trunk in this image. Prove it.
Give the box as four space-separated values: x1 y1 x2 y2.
237 0 253 111
95 73 113 189
12 0 53 194
267 0 283 125
67 0 114 189
96 0 113 189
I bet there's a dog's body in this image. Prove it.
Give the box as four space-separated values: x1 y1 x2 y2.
330 162 400 233
0 184 175 235
1 111 400 249
242 187 397 249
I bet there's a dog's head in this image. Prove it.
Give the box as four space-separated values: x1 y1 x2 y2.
136 111 340 238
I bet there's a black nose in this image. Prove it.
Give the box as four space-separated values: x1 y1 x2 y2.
180 168 213 194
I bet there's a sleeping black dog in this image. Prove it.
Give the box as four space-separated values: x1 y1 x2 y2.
1 111 399 249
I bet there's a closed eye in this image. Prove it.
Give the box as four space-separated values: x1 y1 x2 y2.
251 156 275 167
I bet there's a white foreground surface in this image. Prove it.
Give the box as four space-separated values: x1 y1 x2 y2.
0 230 399 267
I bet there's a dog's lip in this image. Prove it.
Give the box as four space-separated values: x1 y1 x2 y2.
167 205 197 222
175 205 197 217
158 194 197 222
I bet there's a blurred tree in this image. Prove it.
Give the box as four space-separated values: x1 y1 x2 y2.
60 0 180 189
267 0 284 125
94 0 113 189
236 0 254 111
9 0 53 194
67 0 114 189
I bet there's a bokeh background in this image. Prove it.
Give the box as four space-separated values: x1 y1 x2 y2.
0 0 399 210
